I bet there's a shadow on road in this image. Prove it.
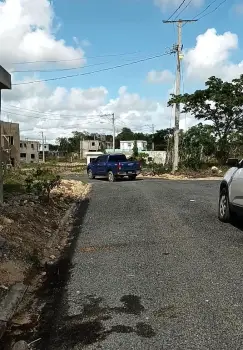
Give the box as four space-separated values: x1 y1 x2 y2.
92 177 144 183
231 217 243 232
32 199 90 350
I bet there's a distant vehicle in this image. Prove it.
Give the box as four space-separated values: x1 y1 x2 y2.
218 158 243 222
87 154 141 182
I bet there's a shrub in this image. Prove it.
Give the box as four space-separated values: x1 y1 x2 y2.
25 166 61 201
133 140 139 157
147 162 171 175
137 152 149 165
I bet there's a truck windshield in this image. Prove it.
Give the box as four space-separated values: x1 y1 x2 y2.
109 155 127 162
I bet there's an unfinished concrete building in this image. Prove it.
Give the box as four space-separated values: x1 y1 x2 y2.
20 140 40 164
1 121 20 167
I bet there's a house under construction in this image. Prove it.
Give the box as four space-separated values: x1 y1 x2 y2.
1 121 20 167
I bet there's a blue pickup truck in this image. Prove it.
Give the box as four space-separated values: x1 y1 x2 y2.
87 154 141 182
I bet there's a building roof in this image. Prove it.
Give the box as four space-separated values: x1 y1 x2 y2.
20 140 39 143
120 140 147 142
0 65 11 89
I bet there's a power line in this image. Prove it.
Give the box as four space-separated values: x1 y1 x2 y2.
12 53 157 73
17 122 113 131
192 0 218 19
2 104 113 122
3 104 94 117
189 0 227 22
10 50 141 65
175 0 193 19
2 104 119 119
196 0 228 20
1 108 107 121
166 0 187 21
11 59 120 73
13 52 171 86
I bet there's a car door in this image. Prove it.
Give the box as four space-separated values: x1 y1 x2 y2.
91 156 100 175
229 161 243 207
96 155 108 175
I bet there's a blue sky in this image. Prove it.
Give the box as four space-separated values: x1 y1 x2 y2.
49 0 241 100
1 0 243 140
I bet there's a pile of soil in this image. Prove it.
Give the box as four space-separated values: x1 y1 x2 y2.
0 180 90 289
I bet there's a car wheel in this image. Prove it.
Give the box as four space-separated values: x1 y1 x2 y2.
88 169 95 179
218 187 231 222
108 171 116 182
128 175 136 181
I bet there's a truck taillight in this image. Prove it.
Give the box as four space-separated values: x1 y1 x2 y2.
118 162 122 170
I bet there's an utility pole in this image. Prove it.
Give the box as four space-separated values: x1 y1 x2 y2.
99 113 115 153
41 131 45 163
151 124 155 151
112 113 115 153
163 19 197 173
80 138 84 159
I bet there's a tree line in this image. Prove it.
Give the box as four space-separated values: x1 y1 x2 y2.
168 74 243 168
56 128 174 154
55 74 243 169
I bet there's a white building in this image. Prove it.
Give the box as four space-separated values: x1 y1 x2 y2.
39 143 50 152
120 140 147 153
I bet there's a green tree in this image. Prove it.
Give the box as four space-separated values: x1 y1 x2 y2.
180 123 216 169
133 140 139 157
168 75 243 163
49 144 59 151
153 128 174 151
99 142 106 153
228 131 243 158
57 137 72 153
116 127 134 141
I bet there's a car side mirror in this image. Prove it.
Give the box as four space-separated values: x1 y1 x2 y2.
226 158 239 167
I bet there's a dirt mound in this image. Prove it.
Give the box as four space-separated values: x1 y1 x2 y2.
0 180 90 288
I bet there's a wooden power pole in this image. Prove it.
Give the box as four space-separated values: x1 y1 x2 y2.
163 19 197 173
100 113 115 153
112 113 115 153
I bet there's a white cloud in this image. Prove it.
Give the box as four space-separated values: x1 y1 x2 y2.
184 28 243 82
0 0 173 142
147 69 174 84
2 83 172 142
0 0 85 70
154 0 203 11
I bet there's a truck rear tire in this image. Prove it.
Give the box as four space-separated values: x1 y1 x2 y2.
108 171 116 182
128 175 136 181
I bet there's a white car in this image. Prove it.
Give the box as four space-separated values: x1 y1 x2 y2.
218 158 243 222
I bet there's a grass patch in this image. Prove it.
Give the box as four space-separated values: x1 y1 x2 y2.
3 169 26 197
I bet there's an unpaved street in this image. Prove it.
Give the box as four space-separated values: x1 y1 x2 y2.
37 179 243 350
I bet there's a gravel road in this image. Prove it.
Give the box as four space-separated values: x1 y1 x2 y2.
38 178 243 350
